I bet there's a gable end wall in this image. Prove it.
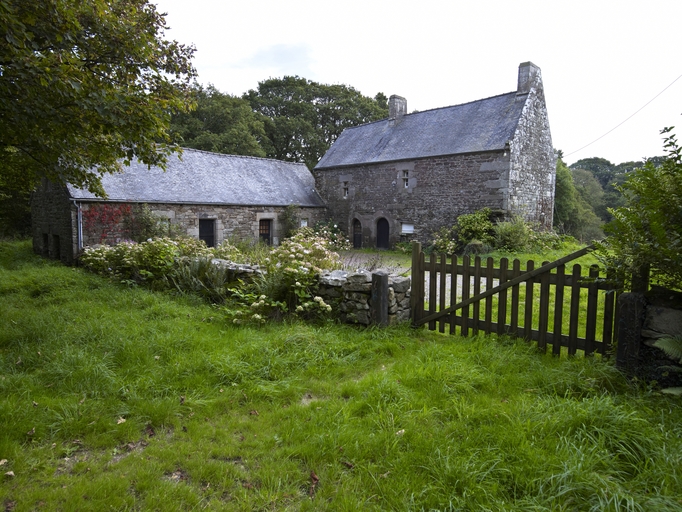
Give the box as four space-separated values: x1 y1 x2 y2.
508 88 556 229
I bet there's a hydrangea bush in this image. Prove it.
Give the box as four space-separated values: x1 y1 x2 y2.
80 229 342 323
313 221 352 251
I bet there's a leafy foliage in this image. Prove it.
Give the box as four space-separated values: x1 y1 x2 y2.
0 0 196 196
652 335 682 365
553 159 604 241
432 208 495 254
170 84 266 156
596 128 682 291
278 204 301 240
313 220 352 251
244 76 388 169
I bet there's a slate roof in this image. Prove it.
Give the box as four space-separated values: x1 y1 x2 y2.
68 149 325 207
315 91 527 169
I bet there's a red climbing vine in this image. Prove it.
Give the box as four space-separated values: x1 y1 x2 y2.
82 203 132 244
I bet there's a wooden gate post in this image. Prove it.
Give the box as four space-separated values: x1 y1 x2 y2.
410 241 422 326
371 272 389 326
616 292 647 372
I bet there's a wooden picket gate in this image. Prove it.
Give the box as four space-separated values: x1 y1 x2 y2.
410 243 621 356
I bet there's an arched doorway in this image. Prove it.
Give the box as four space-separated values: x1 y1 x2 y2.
376 218 389 249
353 219 362 249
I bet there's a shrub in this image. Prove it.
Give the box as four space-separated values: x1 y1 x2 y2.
596 128 682 290
313 220 352 251
122 204 178 242
80 237 210 287
457 208 495 246
279 204 301 239
431 208 495 255
259 229 340 315
431 225 458 255
494 217 531 252
169 256 236 303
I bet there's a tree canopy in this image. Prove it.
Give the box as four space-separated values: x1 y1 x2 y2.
553 158 604 241
170 85 266 157
244 76 388 169
0 0 196 196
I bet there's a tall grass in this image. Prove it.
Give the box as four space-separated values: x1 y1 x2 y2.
1 240 681 510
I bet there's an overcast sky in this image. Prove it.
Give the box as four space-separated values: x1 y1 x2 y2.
153 0 682 166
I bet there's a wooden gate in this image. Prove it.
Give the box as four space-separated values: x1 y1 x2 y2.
410 243 621 356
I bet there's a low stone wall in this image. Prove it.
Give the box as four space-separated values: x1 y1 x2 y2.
617 287 682 388
212 260 412 326
317 270 410 325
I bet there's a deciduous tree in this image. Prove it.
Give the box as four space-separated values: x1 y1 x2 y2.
170 85 266 157
244 77 388 169
0 0 196 196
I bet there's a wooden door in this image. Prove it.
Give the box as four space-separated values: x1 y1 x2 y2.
376 218 389 249
353 219 362 249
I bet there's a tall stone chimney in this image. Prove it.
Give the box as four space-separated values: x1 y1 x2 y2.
517 62 542 94
388 95 407 119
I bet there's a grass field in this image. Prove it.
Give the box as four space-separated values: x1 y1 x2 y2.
1 241 681 511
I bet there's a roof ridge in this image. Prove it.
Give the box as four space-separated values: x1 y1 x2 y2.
341 90 521 132
177 147 307 166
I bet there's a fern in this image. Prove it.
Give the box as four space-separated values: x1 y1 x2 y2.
652 335 682 364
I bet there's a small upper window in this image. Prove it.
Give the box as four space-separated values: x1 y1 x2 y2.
401 223 414 234
300 219 308 228
402 170 409 188
343 181 349 197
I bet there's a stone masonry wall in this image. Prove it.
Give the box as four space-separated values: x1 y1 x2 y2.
313 151 510 248
77 202 326 248
508 75 555 229
317 270 411 325
617 287 682 389
207 264 412 326
31 181 77 265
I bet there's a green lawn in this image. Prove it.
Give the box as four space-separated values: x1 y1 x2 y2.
1 241 681 511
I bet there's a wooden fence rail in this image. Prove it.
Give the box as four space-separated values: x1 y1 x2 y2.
410 243 620 356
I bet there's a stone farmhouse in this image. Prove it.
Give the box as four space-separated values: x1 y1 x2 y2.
32 61 554 260
31 150 326 264
313 61 555 249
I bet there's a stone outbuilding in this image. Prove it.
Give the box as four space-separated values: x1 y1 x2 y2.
313 61 555 249
31 149 326 264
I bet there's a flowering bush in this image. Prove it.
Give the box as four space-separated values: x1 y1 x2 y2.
313 221 352 251
81 229 343 322
222 289 286 325
251 229 340 318
80 237 208 286
212 240 243 261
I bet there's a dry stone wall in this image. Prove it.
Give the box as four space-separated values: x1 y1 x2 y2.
317 270 411 325
617 287 682 389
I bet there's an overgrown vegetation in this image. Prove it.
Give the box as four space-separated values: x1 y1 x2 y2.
79 227 345 324
554 158 605 241
1 239 681 510
596 128 682 291
432 208 568 256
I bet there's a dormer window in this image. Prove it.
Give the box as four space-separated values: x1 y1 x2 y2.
402 170 409 188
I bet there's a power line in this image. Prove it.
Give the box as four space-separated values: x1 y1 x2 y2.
565 73 682 157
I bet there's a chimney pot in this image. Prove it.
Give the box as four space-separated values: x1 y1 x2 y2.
517 62 542 94
388 95 407 119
